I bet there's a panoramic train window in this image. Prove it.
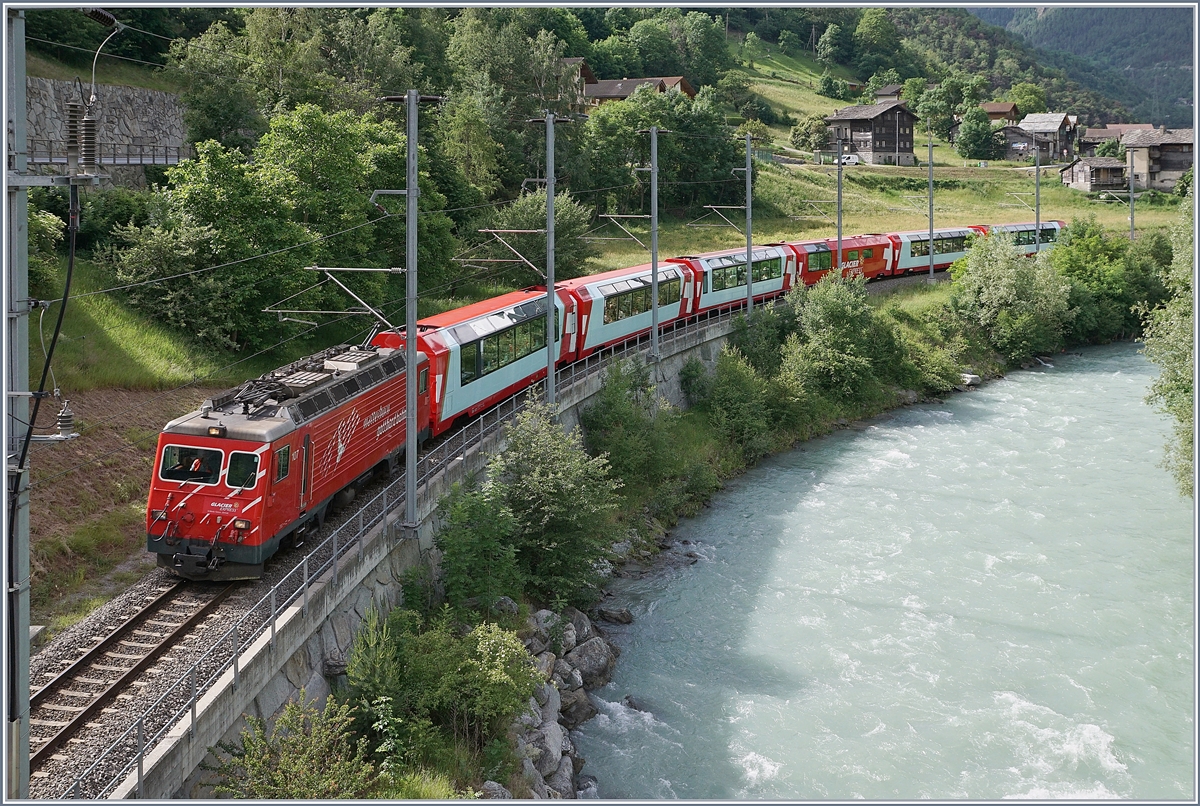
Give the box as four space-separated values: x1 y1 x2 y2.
910 239 930 257
934 236 966 254
159 445 222 485
602 277 682 324
709 255 783 290
275 445 290 482
459 311 556 386
228 452 260 488
1040 227 1057 242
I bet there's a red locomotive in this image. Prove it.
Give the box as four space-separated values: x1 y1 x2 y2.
147 219 1063 580
147 344 430 580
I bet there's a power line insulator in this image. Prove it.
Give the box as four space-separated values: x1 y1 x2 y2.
66 101 82 162
81 7 118 28
80 114 98 169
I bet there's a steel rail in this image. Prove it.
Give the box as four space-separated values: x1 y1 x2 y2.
29 583 235 768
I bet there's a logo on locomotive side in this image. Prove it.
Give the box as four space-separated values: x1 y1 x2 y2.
330 408 362 469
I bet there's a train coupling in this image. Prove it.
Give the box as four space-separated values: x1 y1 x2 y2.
171 550 220 577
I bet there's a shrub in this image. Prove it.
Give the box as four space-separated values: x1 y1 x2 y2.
347 607 539 758
206 692 378 798
434 483 522 614
27 207 65 295
489 401 620 606
580 359 720 524
707 346 773 463
950 232 1072 363
727 305 797 378
679 356 711 406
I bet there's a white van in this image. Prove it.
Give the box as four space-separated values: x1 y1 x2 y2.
838 154 860 165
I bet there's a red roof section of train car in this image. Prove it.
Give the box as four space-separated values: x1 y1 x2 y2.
416 287 551 329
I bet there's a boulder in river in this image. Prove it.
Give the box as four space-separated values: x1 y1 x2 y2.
564 637 617 688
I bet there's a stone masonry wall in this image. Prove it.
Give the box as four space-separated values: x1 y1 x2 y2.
25 77 186 188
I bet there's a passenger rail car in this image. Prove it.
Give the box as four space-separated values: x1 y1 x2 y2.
370 287 570 437
146 344 430 580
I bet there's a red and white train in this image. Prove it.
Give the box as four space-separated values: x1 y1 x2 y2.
147 220 1062 580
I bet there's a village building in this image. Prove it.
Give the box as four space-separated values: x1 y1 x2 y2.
582 75 695 106
1058 156 1127 192
995 126 1038 161
1121 128 1195 191
824 101 920 166
873 84 904 102
981 102 1020 126
1017 112 1076 162
1077 123 1155 156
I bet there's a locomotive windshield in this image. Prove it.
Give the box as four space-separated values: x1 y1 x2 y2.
160 445 222 485
228 452 260 489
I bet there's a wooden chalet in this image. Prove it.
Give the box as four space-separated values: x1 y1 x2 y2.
1018 113 1076 162
981 102 1019 126
825 101 920 166
1058 156 1126 192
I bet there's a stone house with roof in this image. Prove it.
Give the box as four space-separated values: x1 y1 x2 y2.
824 101 920 166
1058 156 1127 192
1121 128 1195 191
1018 112 1076 161
1077 123 1154 157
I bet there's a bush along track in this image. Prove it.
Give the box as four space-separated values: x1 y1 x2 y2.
205 218 1181 800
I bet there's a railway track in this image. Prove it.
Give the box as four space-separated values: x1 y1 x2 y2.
28 580 234 770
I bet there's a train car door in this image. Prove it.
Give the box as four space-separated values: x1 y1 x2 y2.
300 435 312 511
267 439 302 535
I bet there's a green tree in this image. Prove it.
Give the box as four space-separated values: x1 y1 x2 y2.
954 107 1004 160
741 32 767 68
589 34 643 80
735 119 771 143
208 693 378 798
778 30 799 55
816 70 842 99
1007 81 1048 116
111 142 316 351
167 21 266 151
580 86 740 212
707 346 774 463
901 77 928 104
1141 191 1193 496
816 23 847 66
489 401 620 605
1094 137 1124 159
478 190 597 287
790 113 830 153
950 232 1073 363
627 18 684 77
434 484 522 613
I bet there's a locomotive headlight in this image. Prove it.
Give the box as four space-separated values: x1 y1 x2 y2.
233 518 251 530
150 509 167 520
207 424 227 438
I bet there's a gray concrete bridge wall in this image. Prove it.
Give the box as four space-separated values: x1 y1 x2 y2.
114 313 738 799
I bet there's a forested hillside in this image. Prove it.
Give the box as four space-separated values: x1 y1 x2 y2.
971 7 1193 128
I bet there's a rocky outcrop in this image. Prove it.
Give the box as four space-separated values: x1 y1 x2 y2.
512 607 620 799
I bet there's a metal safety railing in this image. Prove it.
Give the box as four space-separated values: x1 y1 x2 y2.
59 294 761 799
25 138 193 166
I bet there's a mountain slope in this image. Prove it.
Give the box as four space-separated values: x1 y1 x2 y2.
970 7 1193 127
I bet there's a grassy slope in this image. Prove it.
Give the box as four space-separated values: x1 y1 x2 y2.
26 50 181 93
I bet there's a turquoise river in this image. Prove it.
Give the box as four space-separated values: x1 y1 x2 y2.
572 342 1194 800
